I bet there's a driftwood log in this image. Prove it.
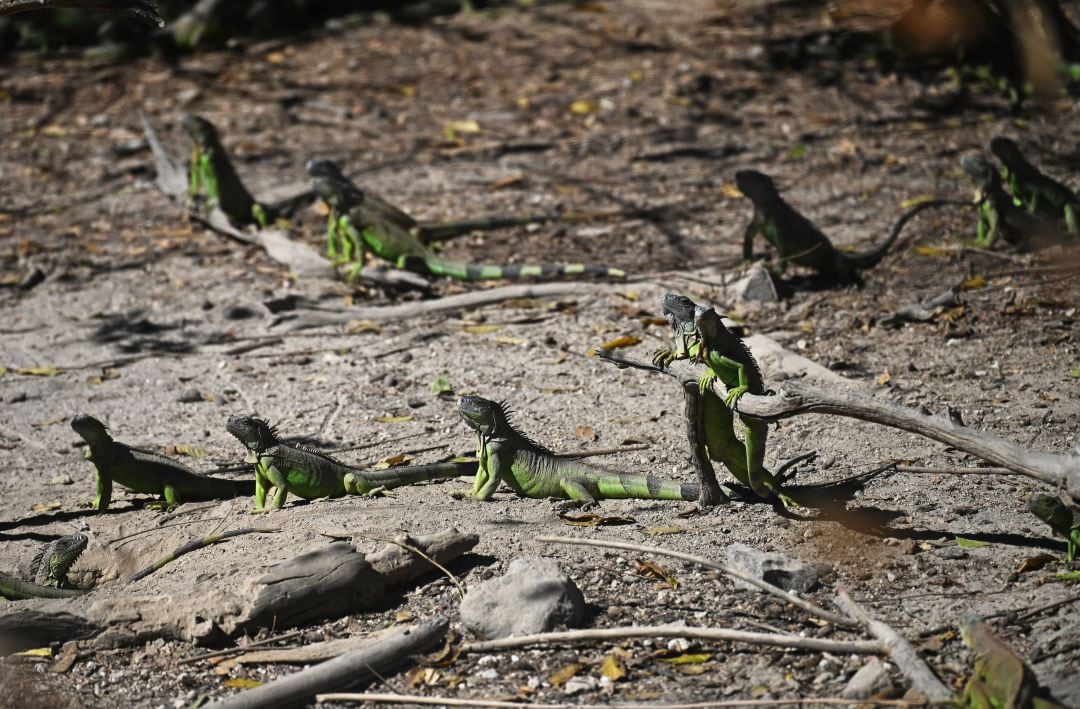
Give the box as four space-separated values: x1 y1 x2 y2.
0 528 476 654
597 351 1080 502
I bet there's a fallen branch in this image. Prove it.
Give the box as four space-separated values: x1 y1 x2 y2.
537 535 856 628
596 350 1080 500
275 282 619 330
0 0 162 26
834 590 952 702
460 624 881 656
205 617 448 709
315 693 920 707
128 528 276 582
179 630 304 665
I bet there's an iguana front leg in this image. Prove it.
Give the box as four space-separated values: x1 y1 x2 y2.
256 454 290 509
742 217 760 262
1065 204 1077 234
161 484 182 510
451 440 503 501
94 464 112 512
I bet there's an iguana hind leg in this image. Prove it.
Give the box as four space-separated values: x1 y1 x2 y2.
557 479 599 510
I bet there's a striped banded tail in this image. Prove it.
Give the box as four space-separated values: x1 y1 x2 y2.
595 474 699 501
427 258 625 280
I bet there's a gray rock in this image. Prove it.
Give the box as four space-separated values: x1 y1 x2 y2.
460 557 585 639
841 658 893 699
734 261 779 303
724 542 820 592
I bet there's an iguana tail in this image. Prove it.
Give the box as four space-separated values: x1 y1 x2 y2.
567 468 699 501
0 573 87 600
849 199 971 268
128 528 270 582
417 208 645 244
423 256 625 280
344 459 477 495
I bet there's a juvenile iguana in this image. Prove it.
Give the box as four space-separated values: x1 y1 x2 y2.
961 154 1046 247
226 415 474 509
735 169 969 281
652 294 780 502
1026 493 1080 562
959 616 1066 709
990 137 1079 233
183 113 312 228
0 534 88 600
456 396 698 509
71 414 255 512
308 159 627 281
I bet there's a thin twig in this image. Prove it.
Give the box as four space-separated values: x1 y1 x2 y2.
556 443 651 459
894 465 1023 476
110 516 228 547
367 537 466 600
1014 592 1080 623
315 693 926 707
460 624 881 655
537 535 857 628
179 630 305 665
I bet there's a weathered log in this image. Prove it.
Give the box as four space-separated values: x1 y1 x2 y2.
597 350 1080 501
0 0 161 25
0 528 477 654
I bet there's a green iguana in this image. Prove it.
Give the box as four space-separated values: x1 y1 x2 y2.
735 169 968 281
961 155 1047 248
128 528 269 582
653 294 781 503
0 534 88 600
226 415 474 509
990 137 1079 233
71 414 255 512
456 395 698 510
1026 493 1080 562
183 113 311 228
307 158 627 281
959 616 1066 709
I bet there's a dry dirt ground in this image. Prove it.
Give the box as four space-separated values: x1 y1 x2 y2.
1 1 1078 707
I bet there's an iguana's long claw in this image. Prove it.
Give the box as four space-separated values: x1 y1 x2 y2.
652 349 674 369
723 385 748 408
249 507 270 515
365 487 394 498
778 492 799 509
699 370 717 395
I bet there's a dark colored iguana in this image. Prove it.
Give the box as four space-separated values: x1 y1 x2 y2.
183 113 312 228
0 534 88 600
456 396 698 510
990 137 1078 233
959 616 1067 709
735 169 968 281
961 154 1047 248
653 294 781 503
1026 493 1080 562
226 415 473 509
71 415 255 512
307 158 626 282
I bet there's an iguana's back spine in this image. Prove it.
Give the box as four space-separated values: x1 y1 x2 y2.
119 446 255 498
511 447 699 501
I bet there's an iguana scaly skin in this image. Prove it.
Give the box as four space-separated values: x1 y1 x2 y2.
183 114 311 228
1 534 88 600
456 396 698 510
71 415 255 512
653 294 779 502
226 415 472 509
735 169 967 281
128 528 266 582
308 159 627 282
961 155 1044 247
1026 493 1080 562
959 617 1067 709
990 137 1079 234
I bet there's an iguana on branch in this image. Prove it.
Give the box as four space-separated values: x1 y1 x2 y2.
226 415 473 509
1026 493 1080 561
990 137 1079 233
71 415 255 512
183 113 312 228
307 159 627 282
961 155 1045 248
653 294 781 503
959 617 1066 709
1 534 88 600
735 169 968 281
456 396 698 510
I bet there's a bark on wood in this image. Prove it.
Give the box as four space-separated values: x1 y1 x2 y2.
597 351 1080 501
205 617 448 709
682 379 728 507
835 589 953 702
0 528 477 654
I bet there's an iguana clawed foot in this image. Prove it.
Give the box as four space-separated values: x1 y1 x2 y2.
652 349 676 369
554 499 597 512
723 385 749 409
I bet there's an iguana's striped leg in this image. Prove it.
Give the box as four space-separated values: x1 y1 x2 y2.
557 479 599 510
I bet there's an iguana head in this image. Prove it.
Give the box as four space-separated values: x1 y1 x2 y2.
989 137 1023 167
307 159 364 213
226 415 278 453
961 155 996 190
661 293 701 358
180 113 220 150
458 396 503 437
31 533 88 587
70 414 112 446
734 170 780 205
692 305 725 353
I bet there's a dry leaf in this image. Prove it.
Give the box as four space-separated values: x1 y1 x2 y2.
495 337 527 346
640 526 685 535
377 415 413 424
488 174 524 191
616 291 640 302
658 653 710 665
549 663 583 687
164 444 208 458
17 367 62 377
395 610 415 622
960 275 987 290
1017 554 1057 574
719 182 744 199
222 678 262 689
676 506 701 519
601 653 628 681
574 425 596 440
636 561 678 588
587 335 641 357
15 647 52 657
914 245 955 258
462 324 503 335
876 372 892 386
31 501 62 513
569 100 595 115
265 51 286 64
559 513 636 527
406 666 441 687
900 195 936 209
375 453 413 469
32 416 66 429
344 320 381 334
